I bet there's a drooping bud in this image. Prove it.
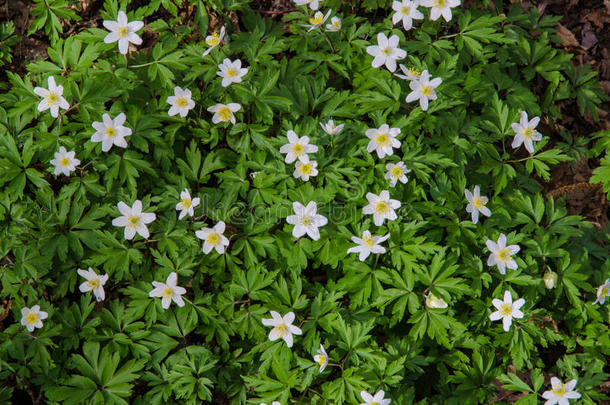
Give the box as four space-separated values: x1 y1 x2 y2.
543 270 558 289
426 293 448 309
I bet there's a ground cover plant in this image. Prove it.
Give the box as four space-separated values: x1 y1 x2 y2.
0 0 609 404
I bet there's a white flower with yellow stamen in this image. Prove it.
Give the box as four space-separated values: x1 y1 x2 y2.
362 190 401 226
347 230 390 261
50 146 80 176
594 279 610 305
313 344 328 372
360 390 391 405
261 311 302 348
464 185 491 224
91 113 132 152
542 377 581 405
511 111 543 154
167 87 195 118
392 0 424 30
294 0 321 10
103 11 143 55
293 161 318 181
280 130 319 164
366 33 406 72
149 272 186 309
385 161 410 187
286 201 327 240
326 16 341 32
195 221 230 254
486 233 519 275
33 76 69 118
395 64 421 81
426 293 448 308
20 305 48 332
208 103 241 125
366 124 401 159
304 10 332 32
405 70 442 111
489 290 525 332
112 200 156 240
320 119 344 135
77 267 109 302
421 0 461 22
217 58 249 87
202 26 226 57
176 189 200 220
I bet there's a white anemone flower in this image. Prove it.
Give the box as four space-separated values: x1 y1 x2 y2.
91 113 132 152
202 26 226 57
286 201 327 240
33 76 69 118
366 124 401 159
176 189 200 220
195 221 230 254
366 33 406 72
103 11 143 55
208 103 241 125
464 185 491 224
167 87 195 118
392 0 424 30
594 279 610 304
362 190 401 226
395 64 422 81
304 10 332 32
486 233 520 275
385 161 410 187
405 70 442 111
50 146 80 176
347 231 390 261
489 290 525 332
511 111 543 154
426 293 448 309
421 0 461 22
20 305 48 332
280 130 319 163
313 344 329 372
111 200 156 240
326 16 341 32
294 0 321 10
77 267 109 302
261 402 281 405
542 377 581 405
320 120 344 135
261 311 302 348
293 161 318 181
360 390 391 405
149 272 186 309
217 58 249 87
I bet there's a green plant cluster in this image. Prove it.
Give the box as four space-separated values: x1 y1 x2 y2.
0 0 608 404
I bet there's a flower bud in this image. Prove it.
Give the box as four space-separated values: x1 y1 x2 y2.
426 293 448 309
543 271 558 289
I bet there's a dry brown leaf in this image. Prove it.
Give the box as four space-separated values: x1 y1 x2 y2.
556 23 581 48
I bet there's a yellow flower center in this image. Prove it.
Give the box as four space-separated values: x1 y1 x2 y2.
435 0 446 7
26 313 38 325
273 323 286 337
299 163 312 175
206 232 220 246
180 198 191 208
317 354 327 366
217 107 232 122
206 32 220 46
421 86 433 96
473 196 488 208
401 5 410 14
118 26 128 37
602 287 609 297
162 287 173 300
60 157 70 166
47 92 58 105
496 248 511 262
106 127 116 138
552 383 566 396
363 235 375 247
226 67 237 77
499 303 512 316
127 215 140 228
391 167 403 179
523 127 535 139
87 279 100 289
301 216 312 226
409 68 421 76
376 133 390 147
292 143 305 156
176 97 188 107
382 47 392 56
309 13 324 25
375 201 389 214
